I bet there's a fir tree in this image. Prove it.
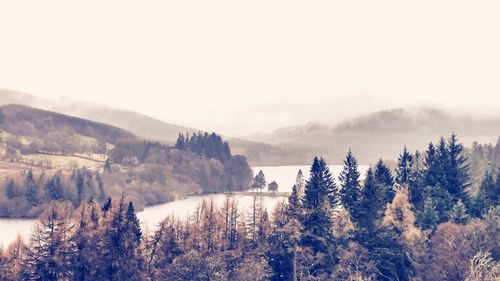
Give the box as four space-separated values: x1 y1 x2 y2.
76 171 85 206
252 170 267 192
449 199 470 224
300 157 337 276
473 171 498 217
25 170 39 206
5 179 18 199
396 146 413 186
294 169 305 199
374 159 395 205
353 168 386 236
418 197 439 230
446 133 471 204
409 150 426 211
424 142 440 187
436 137 450 189
339 150 361 215
45 176 64 201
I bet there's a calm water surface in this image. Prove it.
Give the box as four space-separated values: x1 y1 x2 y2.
0 165 368 246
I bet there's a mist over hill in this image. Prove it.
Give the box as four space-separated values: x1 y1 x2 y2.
3 89 500 166
0 89 288 165
248 107 500 165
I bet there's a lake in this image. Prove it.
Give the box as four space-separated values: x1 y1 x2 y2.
0 165 368 247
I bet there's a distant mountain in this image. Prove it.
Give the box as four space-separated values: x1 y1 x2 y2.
0 89 289 165
0 88 196 143
0 104 137 155
248 108 500 164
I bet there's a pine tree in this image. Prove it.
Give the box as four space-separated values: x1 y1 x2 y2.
25 170 39 206
436 137 450 189
473 171 498 217
449 199 470 224
76 171 85 205
339 150 361 215
409 150 426 211
418 197 439 230
424 142 440 187
175 133 186 150
374 159 395 205
396 146 413 186
5 179 18 199
294 169 305 199
252 170 267 192
421 185 453 225
101 196 144 280
45 176 64 201
353 168 386 237
446 133 471 204
300 157 337 276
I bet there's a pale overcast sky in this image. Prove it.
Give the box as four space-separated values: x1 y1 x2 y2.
0 1 499 135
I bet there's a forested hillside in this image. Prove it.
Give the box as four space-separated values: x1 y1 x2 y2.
1 133 498 280
0 104 135 155
0 105 253 218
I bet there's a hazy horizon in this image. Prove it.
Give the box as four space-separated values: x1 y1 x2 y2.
1 1 500 135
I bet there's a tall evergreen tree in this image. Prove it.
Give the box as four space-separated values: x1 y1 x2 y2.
300 157 337 276
353 168 386 236
424 142 440 187
435 137 450 189
417 197 439 230
252 170 267 192
473 170 499 217
374 159 395 205
339 150 361 215
294 169 305 199
76 171 85 206
409 151 426 211
25 170 39 206
5 179 18 199
446 133 471 204
396 146 413 186
45 176 64 201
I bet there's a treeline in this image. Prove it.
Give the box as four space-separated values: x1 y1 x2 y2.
111 136 252 193
0 134 499 280
175 132 231 162
0 134 253 218
468 137 500 192
0 169 105 218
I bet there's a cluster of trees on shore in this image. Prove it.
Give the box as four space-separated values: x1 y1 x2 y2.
0 132 254 218
113 133 252 193
0 134 499 280
0 169 105 218
251 170 284 194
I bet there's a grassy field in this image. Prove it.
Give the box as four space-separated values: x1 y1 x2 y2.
21 154 103 169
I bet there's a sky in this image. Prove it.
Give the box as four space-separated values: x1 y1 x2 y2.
0 1 499 135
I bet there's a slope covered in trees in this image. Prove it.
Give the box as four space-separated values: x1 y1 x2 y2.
0 105 253 218
1 133 498 280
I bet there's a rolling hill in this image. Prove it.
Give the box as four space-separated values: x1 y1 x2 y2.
0 88 287 165
248 108 500 164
